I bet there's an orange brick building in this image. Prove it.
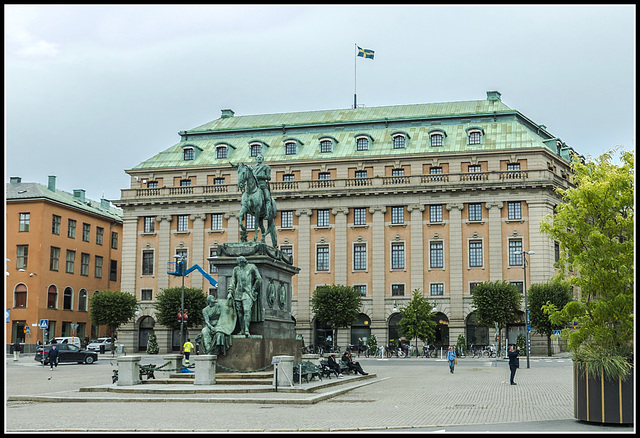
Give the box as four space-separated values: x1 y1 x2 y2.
6 176 122 351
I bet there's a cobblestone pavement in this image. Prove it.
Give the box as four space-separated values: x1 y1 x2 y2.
4 354 634 432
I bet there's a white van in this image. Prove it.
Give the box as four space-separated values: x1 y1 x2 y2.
49 337 81 349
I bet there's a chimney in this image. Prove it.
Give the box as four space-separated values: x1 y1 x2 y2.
48 175 56 192
73 189 86 203
9 177 21 184
486 91 502 102
101 198 111 209
221 109 235 118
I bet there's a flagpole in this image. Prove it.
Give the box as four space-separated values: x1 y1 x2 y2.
354 43 357 109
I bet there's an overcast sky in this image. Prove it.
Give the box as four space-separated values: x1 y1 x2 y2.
5 5 635 203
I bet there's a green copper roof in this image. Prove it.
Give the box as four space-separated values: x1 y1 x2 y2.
130 96 561 171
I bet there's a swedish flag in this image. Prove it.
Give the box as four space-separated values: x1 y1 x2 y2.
357 46 374 59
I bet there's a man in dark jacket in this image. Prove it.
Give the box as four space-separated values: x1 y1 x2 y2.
507 345 520 385
12 340 21 361
327 353 343 378
48 345 60 370
342 351 368 375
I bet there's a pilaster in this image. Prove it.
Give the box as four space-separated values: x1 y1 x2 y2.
486 201 504 282
332 207 349 285
407 204 425 293
446 203 464 321
369 206 387 324
157 215 172 290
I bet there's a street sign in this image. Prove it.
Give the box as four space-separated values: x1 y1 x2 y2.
25 326 30 334
39 319 49 329
553 330 561 336
6 309 10 323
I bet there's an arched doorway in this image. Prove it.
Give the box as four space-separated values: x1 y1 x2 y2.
466 311 489 348
313 318 333 351
388 313 402 348
432 312 449 348
350 313 371 346
138 316 155 351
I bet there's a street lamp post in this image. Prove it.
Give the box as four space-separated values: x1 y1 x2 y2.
174 254 186 358
522 250 535 369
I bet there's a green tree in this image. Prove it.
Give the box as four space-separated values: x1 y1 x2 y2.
541 149 633 380
311 285 361 348
397 289 436 352
154 287 208 330
471 281 521 350
89 290 139 346
528 280 574 356
367 333 378 356
146 332 159 354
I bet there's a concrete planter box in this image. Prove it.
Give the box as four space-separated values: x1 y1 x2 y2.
573 362 634 424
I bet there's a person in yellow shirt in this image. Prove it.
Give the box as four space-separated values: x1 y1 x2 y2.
183 338 195 364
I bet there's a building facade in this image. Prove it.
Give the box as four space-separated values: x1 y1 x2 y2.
6 176 123 350
115 91 579 354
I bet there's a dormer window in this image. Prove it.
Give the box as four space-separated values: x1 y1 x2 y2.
356 137 369 151
318 136 338 154
216 146 228 159
250 143 262 157
283 138 303 156
466 127 485 146
429 130 446 147
391 131 410 149
183 148 195 161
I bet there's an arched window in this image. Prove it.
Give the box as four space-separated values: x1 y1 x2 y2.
250 143 262 157
465 127 484 146
356 137 369 151
63 287 73 310
78 289 88 312
14 283 27 308
320 140 333 153
216 145 228 159
392 135 406 149
430 133 444 147
47 285 58 309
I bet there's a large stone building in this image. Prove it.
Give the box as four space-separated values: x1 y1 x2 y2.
115 91 579 354
6 176 123 350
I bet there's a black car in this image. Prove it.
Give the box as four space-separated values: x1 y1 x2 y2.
34 343 98 365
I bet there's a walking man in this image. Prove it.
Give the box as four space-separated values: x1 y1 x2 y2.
183 338 194 364
13 340 21 361
48 344 59 370
508 345 520 385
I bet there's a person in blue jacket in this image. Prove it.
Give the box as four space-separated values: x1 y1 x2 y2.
47 344 59 370
447 346 457 373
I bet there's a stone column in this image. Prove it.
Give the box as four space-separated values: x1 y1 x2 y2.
486 202 504 282
272 355 295 387
295 209 313 340
446 203 465 342
332 207 349 285
407 204 425 293
157 215 173 291
369 206 387 345
120 215 138 298
527 199 556 284
190 213 206 290
194 355 217 385
117 355 141 386
225 212 239 243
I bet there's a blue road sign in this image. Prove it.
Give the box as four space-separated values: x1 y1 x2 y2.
39 319 49 329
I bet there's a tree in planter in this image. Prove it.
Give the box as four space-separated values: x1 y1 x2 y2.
471 281 521 352
89 290 139 348
397 289 436 354
541 149 634 381
146 333 159 354
528 280 574 356
154 287 208 335
367 334 378 357
311 285 361 350
456 334 466 356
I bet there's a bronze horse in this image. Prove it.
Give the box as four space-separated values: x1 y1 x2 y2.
235 162 277 247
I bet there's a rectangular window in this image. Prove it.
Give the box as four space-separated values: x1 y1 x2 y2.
354 244 367 271
95 256 103 278
216 147 228 159
316 246 329 271
16 245 28 270
250 144 262 157
429 166 443 182
50 247 60 272
430 284 444 296
554 241 560 263
285 142 297 155
52 215 61 235
82 223 91 242
68 219 76 238
96 227 103 245
246 214 256 230
211 213 223 230
509 240 523 266
177 215 189 232
468 165 482 181
469 241 483 267
511 281 524 294
430 205 443 222
209 247 218 274
317 209 330 227
80 253 90 276
392 284 405 297
468 203 482 221
110 260 118 282
391 243 405 270
142 250 154 275
320 140 332 153
469 282 481 295
391 206 404 224
19 213 30 232
111 232 118 249
391 168 405 183
507 163 521 178
318 172 331 188
355 170 368 186
141 289 153 301
66 250 76 274
507 201 522 220
354 285 367 297
281 246 293 260
430 242 443 269
281 211 293 228
354 207 367 226
144 217 155 233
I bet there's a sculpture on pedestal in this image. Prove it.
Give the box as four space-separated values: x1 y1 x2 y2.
227 256 263 336
196 295 234 356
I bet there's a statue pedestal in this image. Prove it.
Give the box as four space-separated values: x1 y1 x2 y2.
212 244 301 371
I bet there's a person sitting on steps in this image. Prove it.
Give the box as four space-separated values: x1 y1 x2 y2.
327 353 343 378
342 350 368 375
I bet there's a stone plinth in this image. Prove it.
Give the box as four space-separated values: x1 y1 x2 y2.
194 355 217 385
117 356 141 386
272 355 295 387
216 336 302 372
163 354 183 372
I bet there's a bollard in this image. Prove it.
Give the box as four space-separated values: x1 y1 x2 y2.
193 355 217 385
117 356 141 386
163 354 183 373
272 355 295 388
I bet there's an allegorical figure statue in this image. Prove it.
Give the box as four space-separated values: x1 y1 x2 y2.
227 256 263 336
196 295 234 356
